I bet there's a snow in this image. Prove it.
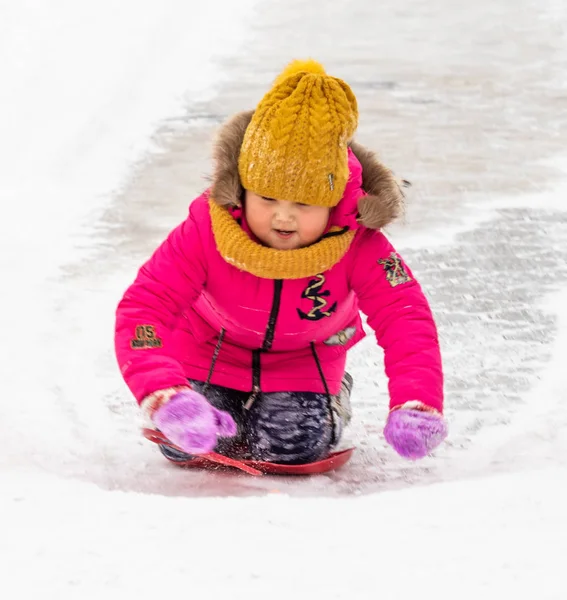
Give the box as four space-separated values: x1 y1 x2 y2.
1 1 567 598
3 467 566 599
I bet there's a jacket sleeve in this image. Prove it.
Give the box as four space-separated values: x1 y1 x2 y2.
115 201 207 404
349 229 444 412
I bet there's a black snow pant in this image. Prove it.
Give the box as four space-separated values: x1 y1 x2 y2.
159 374 353 465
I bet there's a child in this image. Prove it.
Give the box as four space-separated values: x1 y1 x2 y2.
115 59 447 465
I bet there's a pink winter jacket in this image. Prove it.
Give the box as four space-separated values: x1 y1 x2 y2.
115 115 443 412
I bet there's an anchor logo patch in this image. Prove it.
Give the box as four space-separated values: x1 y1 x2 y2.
297 274 337 321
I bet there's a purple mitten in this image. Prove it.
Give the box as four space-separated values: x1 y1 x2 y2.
384 408 447 460
152 389 237 454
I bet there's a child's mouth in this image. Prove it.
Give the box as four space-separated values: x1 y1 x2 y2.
274 229 295 239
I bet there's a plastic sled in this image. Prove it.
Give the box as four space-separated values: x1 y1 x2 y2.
142 428 354 476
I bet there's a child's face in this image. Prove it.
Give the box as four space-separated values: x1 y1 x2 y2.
244 190 330 250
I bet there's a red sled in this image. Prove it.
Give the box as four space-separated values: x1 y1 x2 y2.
142 428 354 476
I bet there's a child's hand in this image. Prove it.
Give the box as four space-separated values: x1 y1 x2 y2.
145 388 237 454
384 401 447 460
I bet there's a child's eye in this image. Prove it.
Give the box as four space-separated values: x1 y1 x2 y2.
297 202 310 207
262 196 276 203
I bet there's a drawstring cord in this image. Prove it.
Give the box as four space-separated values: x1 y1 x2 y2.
202 327 226 397
310 342 337 442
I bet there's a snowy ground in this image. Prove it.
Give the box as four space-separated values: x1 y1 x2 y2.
1 1 567 598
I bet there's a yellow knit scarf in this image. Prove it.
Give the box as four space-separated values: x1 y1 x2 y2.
209 199 356 280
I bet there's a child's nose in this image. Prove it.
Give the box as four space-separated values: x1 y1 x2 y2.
275 204 294 223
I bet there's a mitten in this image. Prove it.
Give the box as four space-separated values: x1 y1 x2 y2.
143 387 237 454
384 401 447 460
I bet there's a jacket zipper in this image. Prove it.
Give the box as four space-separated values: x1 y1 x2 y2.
262 279 283 351
244 349 262 410
245 280 283 410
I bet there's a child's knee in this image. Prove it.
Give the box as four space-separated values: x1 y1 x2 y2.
246 392 335 464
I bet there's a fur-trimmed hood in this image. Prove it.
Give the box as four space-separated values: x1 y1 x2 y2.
209 110 406 231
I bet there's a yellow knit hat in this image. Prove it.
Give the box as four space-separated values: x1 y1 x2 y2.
238 59 359 208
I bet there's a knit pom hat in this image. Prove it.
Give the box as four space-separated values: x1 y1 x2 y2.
238 59 359 208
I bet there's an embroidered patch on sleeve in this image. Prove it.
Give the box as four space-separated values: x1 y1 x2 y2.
377 253 412 287
130 325 163 349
